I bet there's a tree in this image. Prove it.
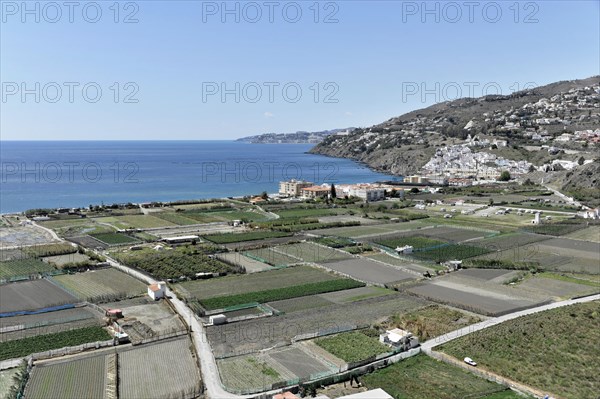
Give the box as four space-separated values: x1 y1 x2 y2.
578 156 585 165
330 183 336 199
260 191 268 200
498 171 511 181
410 187 420 194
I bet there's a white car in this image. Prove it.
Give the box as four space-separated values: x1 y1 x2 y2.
464 357 477 366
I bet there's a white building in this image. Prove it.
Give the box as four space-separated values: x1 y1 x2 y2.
147 282 166 300
278 179 313 197
379 328 419 349
395 245 413 254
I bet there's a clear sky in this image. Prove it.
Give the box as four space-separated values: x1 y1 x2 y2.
1 0 598 140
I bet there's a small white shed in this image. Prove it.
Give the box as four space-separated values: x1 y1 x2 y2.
148 282 166 300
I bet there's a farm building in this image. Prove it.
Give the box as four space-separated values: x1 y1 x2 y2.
379 328 419 350
147 282 166 300
162 235 199 244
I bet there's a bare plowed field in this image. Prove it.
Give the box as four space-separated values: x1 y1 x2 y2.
321 258 416 285
0 279 77 314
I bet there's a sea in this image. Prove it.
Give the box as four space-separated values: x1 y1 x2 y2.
0 141 399 213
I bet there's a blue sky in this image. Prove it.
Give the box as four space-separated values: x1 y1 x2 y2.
1 0 599 140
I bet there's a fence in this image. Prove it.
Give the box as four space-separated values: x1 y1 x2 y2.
30 339 115 361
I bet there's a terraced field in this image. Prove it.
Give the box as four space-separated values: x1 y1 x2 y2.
52 268 147 302
25 353 108 399
118 337 201 399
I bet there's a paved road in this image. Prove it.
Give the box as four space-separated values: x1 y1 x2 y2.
421 294 600 351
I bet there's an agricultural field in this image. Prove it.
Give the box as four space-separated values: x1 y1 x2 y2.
0 258 54 281
175 265 338 300
523 222 588 236
112 245 237 280
367 253 439 273
469 232 550 252
385 305 481 341
275 208 348 219
243 247 301 266
42 252 92 268
311 221 425 238
93 214 176 229
198 278 364 310
275 242 353 263
564 225 600 242
207 294 428 357
321 258 417 285
0 326 110 361
218 354 295 393
0 279 77 314
375 236 446 250
315 331 389 363
0 306 103 342
118 337 202 399
439 302 600 399
25 353 109 399
477 236 600 274
0 248 26 262
0 226 57 247
407 278 543 317
51 268 147 303
513 274 599 299
411 244 492 263
89 232 139 245
216 252 274 273
363 354 521 399
203 231 291 244
38 218 110 237
153 211 202 225
22 242 78 257
267 287 396 314
218 345 338 393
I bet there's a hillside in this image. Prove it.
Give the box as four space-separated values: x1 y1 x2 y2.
310 76 599 203
237 128 352 144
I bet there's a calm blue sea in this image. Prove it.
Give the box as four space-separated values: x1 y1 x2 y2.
0 141 398 213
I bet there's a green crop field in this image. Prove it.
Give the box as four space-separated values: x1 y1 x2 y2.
52 268 147 302
96 215 176 229
0 259 55 280
275 208 346 219
153 212 200 225
89 232 138 245
199 278 364 310
203 231 291 244
411 244 491 262
439 302 600 399
243 247 301 266
22 242 77 257
0 326 111 361
312 236 355 248
112 246 237 279
0 367 19 398
363 354 520 399
386 305 481 341
315 331 389 363
375 236 446 250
